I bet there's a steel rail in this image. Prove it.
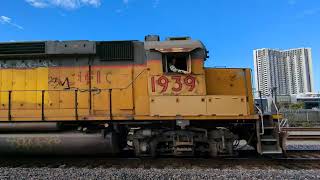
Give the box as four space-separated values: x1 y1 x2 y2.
282 127 320 131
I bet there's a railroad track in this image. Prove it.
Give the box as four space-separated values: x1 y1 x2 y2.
1 128 319 170
282 127 320 131
0 151 320 170
284 150 320 160
282 127 320 140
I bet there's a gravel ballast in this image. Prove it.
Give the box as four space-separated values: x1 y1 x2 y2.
1 167 320 180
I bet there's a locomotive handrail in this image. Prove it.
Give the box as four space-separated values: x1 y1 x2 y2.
271 98 281 133
255 105 264 135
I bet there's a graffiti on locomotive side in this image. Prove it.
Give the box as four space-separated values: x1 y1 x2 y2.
0 60 57 68
49 71 104 89
150 75 197 93
6 137 62 150
49 76 74 89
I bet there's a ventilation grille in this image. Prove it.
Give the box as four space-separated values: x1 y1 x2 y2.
0 42 45 55
97 41 134 61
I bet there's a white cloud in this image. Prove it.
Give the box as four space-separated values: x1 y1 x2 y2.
26 0 48 8
81 0 101 7
0 16 11 23
0 16 24 30
25 0 102 9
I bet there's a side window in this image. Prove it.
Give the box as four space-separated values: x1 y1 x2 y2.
162 53 191 74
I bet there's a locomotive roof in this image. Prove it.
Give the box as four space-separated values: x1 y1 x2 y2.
144 39 205 53
0 37 206 58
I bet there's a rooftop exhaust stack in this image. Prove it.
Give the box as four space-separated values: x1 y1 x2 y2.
145 35 160 42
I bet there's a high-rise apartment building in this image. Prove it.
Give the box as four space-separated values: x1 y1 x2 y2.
253 48 314 97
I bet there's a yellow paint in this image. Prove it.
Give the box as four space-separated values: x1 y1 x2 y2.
133 66 149 115
147 60 162 75
12 69 26 109
191 59 205 74
37 67 49 107
59 68 75 109
150 96 207 116
74 66 89 109
25 69 37 109
206 95 248 116
119 88 133 110
205 68 254 114
111 67 133 113
48 68 60 109
0 69 12 110
0 56 257 121
12 110 42 121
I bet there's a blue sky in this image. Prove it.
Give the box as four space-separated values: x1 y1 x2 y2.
0 0 319 91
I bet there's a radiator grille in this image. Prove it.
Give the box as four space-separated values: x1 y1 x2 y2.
97 41 134 61
0 42 45 55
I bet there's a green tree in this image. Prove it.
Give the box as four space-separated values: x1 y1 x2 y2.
289 102 304 110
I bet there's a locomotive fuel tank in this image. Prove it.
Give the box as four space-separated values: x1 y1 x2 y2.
0 122 59 132
0 126 119 155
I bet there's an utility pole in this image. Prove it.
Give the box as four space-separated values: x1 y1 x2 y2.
273 87 278 105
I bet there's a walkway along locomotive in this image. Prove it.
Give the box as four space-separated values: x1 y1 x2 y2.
0 35 283 156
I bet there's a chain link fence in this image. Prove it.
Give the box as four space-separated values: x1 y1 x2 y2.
280 109 320 127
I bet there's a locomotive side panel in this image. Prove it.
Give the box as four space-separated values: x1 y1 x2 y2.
0 66 46 121
205 68 255 115
92 66 134 118
132 65 149 116
0 41 148 121
45 58 91 120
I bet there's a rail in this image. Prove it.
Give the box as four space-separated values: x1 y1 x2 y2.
282 127 320 131
271 98 281 133
282 127 320 141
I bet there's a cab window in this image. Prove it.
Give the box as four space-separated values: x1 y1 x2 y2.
162 53 191 74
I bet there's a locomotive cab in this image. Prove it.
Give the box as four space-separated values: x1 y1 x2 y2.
145 36 253 118
145 37 208 116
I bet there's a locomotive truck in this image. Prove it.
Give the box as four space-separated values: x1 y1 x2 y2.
0 35 283 156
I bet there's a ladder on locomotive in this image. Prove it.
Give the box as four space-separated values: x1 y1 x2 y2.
255 100 283 155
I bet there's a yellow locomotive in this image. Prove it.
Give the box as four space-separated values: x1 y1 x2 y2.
0 35 283 156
